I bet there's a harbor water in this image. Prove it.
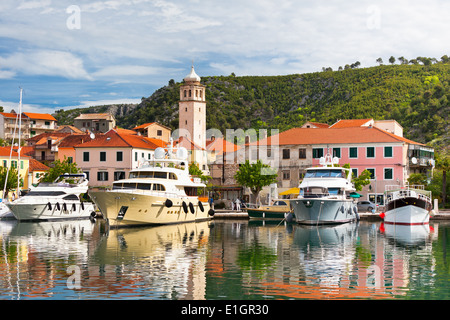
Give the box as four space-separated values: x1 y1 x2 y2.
0 218 448 300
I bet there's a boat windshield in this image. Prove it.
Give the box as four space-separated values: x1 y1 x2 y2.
304 169 345 178
24 191 67 197
128 171 178 180
112 182 166 191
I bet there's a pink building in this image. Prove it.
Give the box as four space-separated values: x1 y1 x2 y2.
250 120 434 205
74 129 166 187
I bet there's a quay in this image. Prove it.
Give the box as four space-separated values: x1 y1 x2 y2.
213 209 450 221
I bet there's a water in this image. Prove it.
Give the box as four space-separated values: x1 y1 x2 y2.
0 218 448 300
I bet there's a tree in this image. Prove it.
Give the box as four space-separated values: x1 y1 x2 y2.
408 173 428 186
40 157 82 183
189 162 211 183
389 56 396 65
376 57 383 65
435 152 450 207
234 160 277 205
354 170 372 191
0 166 19 198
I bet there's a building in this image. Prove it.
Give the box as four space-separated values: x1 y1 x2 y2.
0 146 31 197
74 129 166 187
0 111 57 140
246 120 434 205
23 112 57 137
133 122 171 142
26 132 72 163
73 113 116 133
28 158 50 186
178 66 208 171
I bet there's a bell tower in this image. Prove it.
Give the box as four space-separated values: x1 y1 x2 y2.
178 65 207 170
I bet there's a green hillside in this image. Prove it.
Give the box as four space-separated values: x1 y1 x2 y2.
54 60 450 152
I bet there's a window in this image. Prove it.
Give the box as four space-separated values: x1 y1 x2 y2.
384 146 393 158
157 130 162 136
349 147 358 158
153 184 165 191
84 171 89 181
333 148 341 158
313 148 323 159
97 171 109 181
100 151 106 162
135 152 138 161
2 160 6 167
20 161 23 169
298 148 306 159
384 168 393 180
366 147 375 158
367 168 375 179
351 168 358 178
282 149 290 159
83 152 89 162
68 157 73 164
117 151 123 161
282 170 290 180
114 171 126 181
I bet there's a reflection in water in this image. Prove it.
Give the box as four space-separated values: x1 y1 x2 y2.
0 219 448 300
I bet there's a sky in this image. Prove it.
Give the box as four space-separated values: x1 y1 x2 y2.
0 0 449 114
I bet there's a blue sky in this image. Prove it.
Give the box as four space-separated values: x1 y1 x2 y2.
1 0 449 114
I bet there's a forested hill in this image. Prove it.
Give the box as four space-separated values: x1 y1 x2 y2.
54 61 450 152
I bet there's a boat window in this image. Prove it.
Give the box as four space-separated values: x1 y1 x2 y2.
24 191 67 197
63 194 79 200
123 183 137 189
304 170 316 178
169 172 178 180
315 170 330 178
273 201 287 206
330 170 344 177
128 171 168 179
153 184 165 191
328 188 340 195
154 172 167 179
139 172 154 178
137 183 151 190
184 187 198 196
128 172 139 179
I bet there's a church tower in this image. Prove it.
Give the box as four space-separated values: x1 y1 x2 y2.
178 65 207 170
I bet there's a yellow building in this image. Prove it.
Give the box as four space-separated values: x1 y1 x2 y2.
0 146 30 199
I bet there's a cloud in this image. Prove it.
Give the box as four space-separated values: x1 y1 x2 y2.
17 0 51 10
0 50 92 80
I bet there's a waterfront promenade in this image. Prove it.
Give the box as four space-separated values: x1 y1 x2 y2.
213 209 450 221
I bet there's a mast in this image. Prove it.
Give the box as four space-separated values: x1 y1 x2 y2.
17 88 23 198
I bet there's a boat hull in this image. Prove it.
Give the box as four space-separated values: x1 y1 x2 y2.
247 208 293 220
384 204 430 225
7 201 95 221
89 191 213 226
292 198 358 225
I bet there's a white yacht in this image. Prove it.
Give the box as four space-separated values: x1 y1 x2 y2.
291 154 359 225
89 143 214 227
384 185 432 225
7 173 96 221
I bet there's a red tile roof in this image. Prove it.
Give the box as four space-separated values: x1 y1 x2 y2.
329 119 373 128
23 112 57 121
133 122 155 130
251 126 424 146
58 134 93 148
29 158 50 172
206 137 240 154
0 146 20 157
74 129 166 150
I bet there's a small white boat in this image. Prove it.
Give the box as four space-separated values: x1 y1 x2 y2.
383 185 432 225
291 153 359 225
7 173 96 221
0 201 14 219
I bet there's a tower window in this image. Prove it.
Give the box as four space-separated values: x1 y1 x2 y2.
185 120 187 125
189 90 191 97
185 107 188 112
184 90 187 97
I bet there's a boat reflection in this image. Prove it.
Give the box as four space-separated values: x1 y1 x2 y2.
381 222 438 246
93 221 213 299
